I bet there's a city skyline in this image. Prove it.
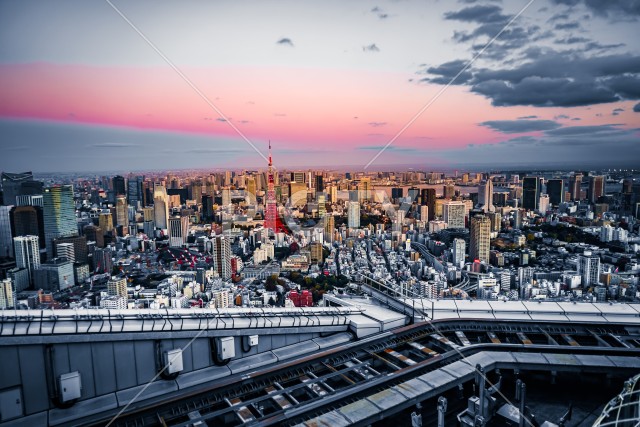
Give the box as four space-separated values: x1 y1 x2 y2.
1 0 640 172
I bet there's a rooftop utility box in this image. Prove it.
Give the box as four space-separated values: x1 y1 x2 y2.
59 372 82 403
164 348 184 375
216 337 235 360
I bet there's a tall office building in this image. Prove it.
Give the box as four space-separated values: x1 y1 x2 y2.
578 251 600 287
469 215 491 263
168 216 189 247
0 205 13 258
107 276 127 298
348 201 360 228
443 182 456 199
222 187 231 206
245 176 257 205
127 176 144 208
421 188 436 221
477 180 495 212
569 174 582 201
265 142 278 234
1 172 38 206
315 174 324 193
115 195 129 229
546 179 564 206
391 187 404 202
201 195 213 221
0 278 15 309
212 235 232 279
324 215 335 242
10 205 45 250
394 210 406 233
317 193 326 218
43 185 77 257
13 235 40 285
443 201 466 229
99 212 114 233
589 175 605 203
112 175 126 198
33 258 75 291
522 177 539 211
94 247 114 274
359 178 371 202
452 238 466 267
153 184 169 230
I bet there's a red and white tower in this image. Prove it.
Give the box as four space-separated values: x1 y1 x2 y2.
265 141 277 234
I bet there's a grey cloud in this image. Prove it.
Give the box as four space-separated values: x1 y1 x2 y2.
555 36 590 44
92 142 138 148
634 102 640 112
545 123 626 136
444 5 508 24
554 22 580 30
554 114 570 119
368 121 387 127
420 59 472 85
550 0 640 19
612 108 624 115
276 38 294 47
571 117 582 120
363 44 380 52
517 115 538 119
479 119 561 133
421 51 640 107
216 118 227 122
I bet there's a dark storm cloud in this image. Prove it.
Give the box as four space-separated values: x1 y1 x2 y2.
276 38 294 47
420 50 640 107
479 119 562 133
550 0 640 19
444 5 508 24
419 60 472 85
634 103 640 112
363 44 380 52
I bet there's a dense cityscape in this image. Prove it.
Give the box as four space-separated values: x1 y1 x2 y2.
2 155 639 311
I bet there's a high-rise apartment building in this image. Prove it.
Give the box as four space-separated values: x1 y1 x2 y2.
107 276 127 298
43 185 77 257
112 175 126 197
1 171 38 206
469 215 491 263
13 235 40 285
443 201 466 229
0 206 13 258
324 215 335 242
421 188 436 221
348 201 360 228
452 238 466 267
578 251 600 287
211 236 232 279
0 278 15 309
115 195 129 229
10 205 45 250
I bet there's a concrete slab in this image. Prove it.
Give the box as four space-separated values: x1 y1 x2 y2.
606 356 640 369
0 411 47 427
440 360 476 381
272 340 320 361
228 351 278 374
302 410 351 427
366 388 407 411
116 380 178 406
511 352 547 366
337 399 380 423
176 365 231 389
543 353 581 367
419 369 457 389
393 378 432 399
574 354 615 368
313 332 352 349
49 394 118 425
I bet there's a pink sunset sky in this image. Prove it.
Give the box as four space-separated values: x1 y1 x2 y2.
0 0 638 172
